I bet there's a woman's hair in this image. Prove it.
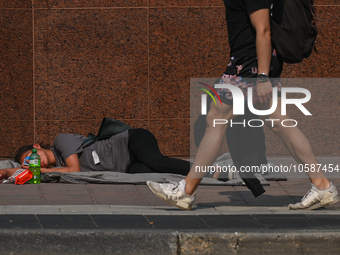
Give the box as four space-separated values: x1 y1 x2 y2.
14 143 51 164
14 145 34 164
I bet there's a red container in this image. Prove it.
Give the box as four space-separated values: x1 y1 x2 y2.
15 170 33 185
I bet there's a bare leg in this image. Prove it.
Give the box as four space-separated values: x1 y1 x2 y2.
258 98 330 189
184 100 234 196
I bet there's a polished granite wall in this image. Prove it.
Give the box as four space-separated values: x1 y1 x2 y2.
0 0 339 158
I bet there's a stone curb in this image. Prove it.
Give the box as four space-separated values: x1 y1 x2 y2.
0 230 339 255
179 232 340 255
0 230 177 255
1 205 340 215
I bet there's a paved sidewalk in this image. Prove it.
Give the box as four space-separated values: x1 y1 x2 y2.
0 155 340 254
1 180 340 211
1 155 340 210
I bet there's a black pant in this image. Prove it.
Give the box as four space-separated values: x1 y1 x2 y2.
127 128 190 175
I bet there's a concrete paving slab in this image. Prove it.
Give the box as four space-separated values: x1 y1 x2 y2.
5 205 61 214
0 215 41 229
167 207 219 216
110 205 173 215
88 184 148 205
0 206 6 214
0 184 44 205
144 215 211 230
91 215 153 229
254 214 325 230
110 205 219 216
1 214 340 231
0 205 339 216
38 215 97 229
40 183 95 205
59 205 113 214
214 206 340 215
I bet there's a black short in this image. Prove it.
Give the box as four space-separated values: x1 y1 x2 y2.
216 52 283 105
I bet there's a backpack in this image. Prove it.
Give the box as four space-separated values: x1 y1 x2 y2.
237 0 317 63
82 117 133 148
270 0 317 63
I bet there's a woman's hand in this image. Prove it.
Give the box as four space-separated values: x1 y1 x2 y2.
257 81 273 104
0 168 21 182
21 157 29 169
0 169 7 182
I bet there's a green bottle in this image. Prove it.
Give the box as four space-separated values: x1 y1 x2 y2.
29 149 41 184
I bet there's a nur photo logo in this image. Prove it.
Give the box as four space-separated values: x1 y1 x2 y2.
198 82 312 128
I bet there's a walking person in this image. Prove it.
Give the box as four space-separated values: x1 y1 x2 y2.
146 0 339 210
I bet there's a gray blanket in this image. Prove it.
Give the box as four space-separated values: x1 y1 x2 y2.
41 171 271 185
0 157 286 186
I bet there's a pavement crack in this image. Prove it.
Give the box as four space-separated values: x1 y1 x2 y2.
136 185 149 206
235 232 240 254
142 215 156 229
34 214 43 229
232 186 249 204
176 231 181 255
278 181 296 203
38 184 46 204
305 214 327 230
199 216 214 230
85 184 98 205
89 214 100 229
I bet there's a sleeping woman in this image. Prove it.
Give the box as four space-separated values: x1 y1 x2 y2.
0 128 190 181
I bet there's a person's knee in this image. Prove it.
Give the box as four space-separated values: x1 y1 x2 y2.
206 112 229 134
206 103 233 128
265 117 296 135
267 121 281 134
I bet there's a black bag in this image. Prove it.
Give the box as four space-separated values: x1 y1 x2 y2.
82 117 132 148
193 103 266 197
271 0 317 63
237 0 317 63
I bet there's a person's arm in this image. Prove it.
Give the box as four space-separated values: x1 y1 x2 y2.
0 153 81 181
249 8 272 104
0 167 22 181
41 154 81 173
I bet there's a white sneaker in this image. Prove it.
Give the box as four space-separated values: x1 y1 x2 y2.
146 179 195 210
289 182 340 210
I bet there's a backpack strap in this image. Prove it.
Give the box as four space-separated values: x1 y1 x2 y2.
82 117 133 149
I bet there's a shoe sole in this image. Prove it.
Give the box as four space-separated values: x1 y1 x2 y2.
146 181 192 211
290 195 340 210
308 195 340 210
